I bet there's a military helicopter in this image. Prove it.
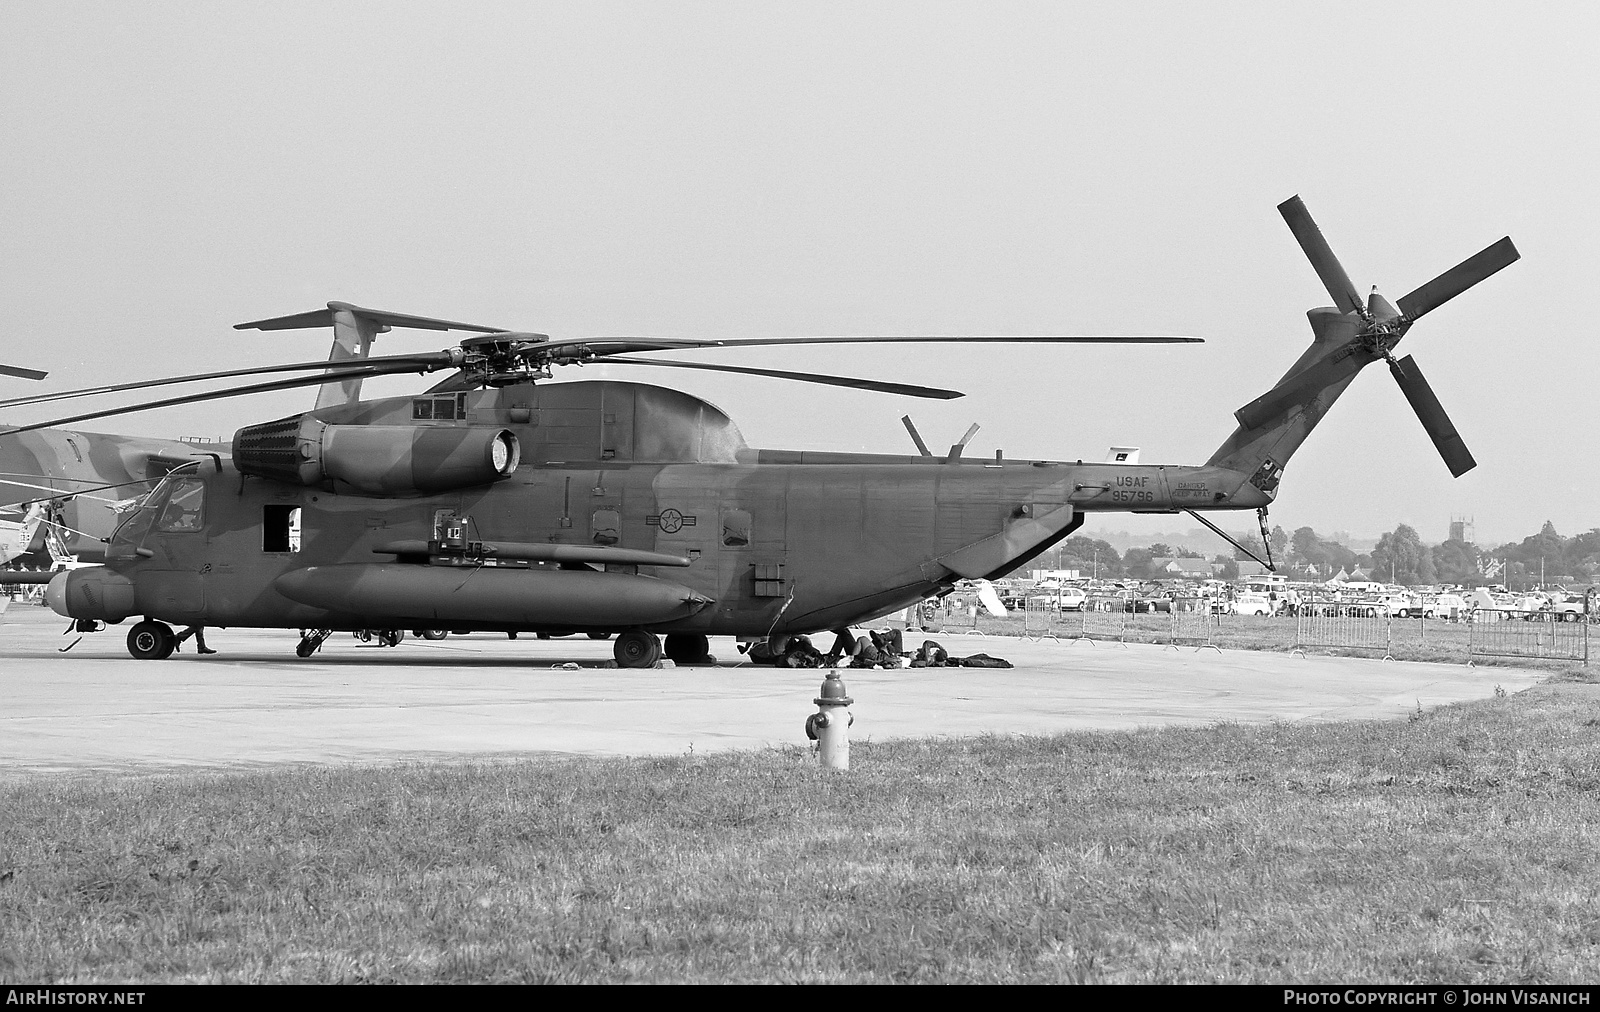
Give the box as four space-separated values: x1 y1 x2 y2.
22 197 1517 667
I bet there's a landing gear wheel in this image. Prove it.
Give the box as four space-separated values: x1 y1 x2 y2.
418 629 448 640
613 629 662 668
127 620 175 660
295 628 331 658
378 629 405 648
663 633 710 664
587 632 612 640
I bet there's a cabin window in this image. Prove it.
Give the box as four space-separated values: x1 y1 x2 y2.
154 478 206 532
412 393 468 421
591 509 620 545
722 508 752 547
263 505 302 552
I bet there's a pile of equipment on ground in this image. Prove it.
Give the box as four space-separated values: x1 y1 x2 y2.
741 628 1012 669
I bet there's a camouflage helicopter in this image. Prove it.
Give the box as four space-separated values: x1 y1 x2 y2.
23 197 1517 666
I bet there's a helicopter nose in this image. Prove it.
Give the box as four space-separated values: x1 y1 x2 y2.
44 572 70 617
45 568 137 621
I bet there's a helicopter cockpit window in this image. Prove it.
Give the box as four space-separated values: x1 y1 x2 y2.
153 477 206 533
722 508 752 548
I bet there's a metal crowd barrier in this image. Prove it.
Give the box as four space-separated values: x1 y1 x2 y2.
1167 596 1221 652
1292 598 1393 660
1390 616 1432 652
1072 595 1128 646
1023 597 1060 642
955 606 988 636
1468 609 1588 664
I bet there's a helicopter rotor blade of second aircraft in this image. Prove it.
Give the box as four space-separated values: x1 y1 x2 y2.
0 359 453 438
0 352 455 412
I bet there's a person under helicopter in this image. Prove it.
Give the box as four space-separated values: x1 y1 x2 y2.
172 625 216 654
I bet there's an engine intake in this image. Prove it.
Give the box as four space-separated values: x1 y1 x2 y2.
234 415 521 494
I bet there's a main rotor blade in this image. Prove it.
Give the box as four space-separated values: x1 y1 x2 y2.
0 352 453 412
1397 237 1520 322
594 356 963 399
531 334 1202 357
0 360 448 438
1278 196 1364 316
1388 354 1476 477
0 364 48 381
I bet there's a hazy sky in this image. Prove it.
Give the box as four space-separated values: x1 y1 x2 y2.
2 2 1594 547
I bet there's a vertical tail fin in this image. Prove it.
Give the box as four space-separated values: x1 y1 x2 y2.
233 303 505 410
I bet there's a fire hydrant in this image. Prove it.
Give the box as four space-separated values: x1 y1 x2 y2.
805 669 854 770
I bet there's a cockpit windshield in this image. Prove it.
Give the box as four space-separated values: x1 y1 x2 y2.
110 472 206 553
154 477 206 532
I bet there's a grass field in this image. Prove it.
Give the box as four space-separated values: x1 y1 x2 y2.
4 684 1599 983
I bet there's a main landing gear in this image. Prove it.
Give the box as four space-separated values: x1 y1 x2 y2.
613 629 662 668
127 620 176 660
663 633 711 665
612 631 712 667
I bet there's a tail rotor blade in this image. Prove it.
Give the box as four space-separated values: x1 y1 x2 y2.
1388 354 1476 477
1397 237 1520 322
0 364 47 381
1278 196 1364 316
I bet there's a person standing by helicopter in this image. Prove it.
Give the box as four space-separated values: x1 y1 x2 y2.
173 625 216 654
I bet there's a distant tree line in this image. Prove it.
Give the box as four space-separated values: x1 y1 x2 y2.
1023 520 1600 589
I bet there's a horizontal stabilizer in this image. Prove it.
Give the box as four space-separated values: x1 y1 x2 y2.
0 364 47 381
235 301 505 334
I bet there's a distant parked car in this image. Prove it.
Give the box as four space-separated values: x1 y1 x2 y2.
1376 594 1415 618
1232 592 1273 617
1134 593 1172 613
1424 594 1468 620
1056 587 1087 612
1550 594 1589 622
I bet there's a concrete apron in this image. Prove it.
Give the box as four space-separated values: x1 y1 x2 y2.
0 604 1544 774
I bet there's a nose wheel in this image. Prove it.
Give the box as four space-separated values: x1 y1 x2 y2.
613 629 662 668
127 620 176 660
